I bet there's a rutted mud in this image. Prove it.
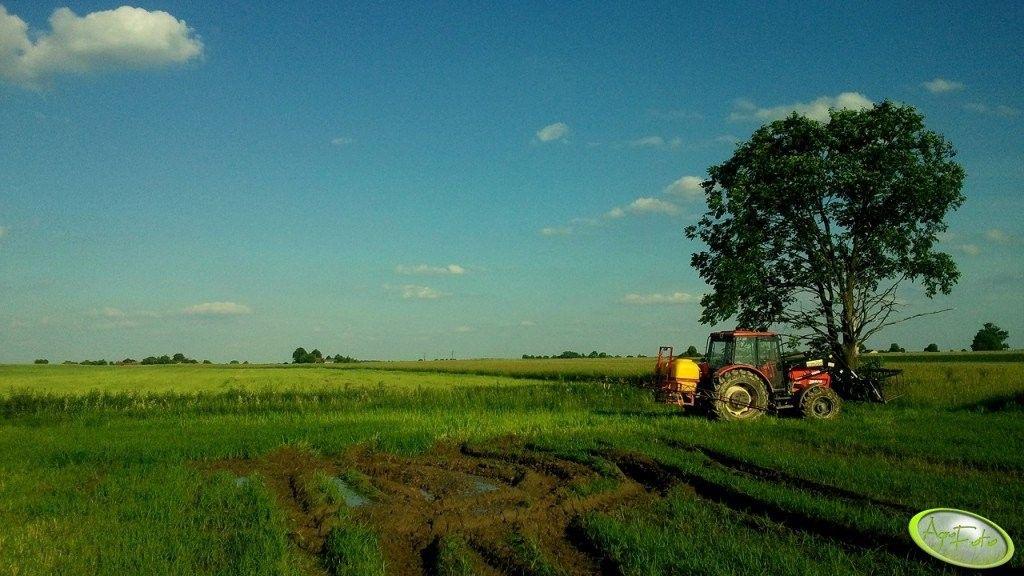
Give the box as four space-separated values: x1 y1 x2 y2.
204 441 654 575
201 440 926 575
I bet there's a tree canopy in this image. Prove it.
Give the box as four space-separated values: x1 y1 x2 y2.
971 323 1009 351
687 101 965 368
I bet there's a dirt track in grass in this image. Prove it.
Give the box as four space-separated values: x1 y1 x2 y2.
204 440 665 575
201 438 930 575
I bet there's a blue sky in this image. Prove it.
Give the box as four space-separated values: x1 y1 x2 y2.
1 1 1021 362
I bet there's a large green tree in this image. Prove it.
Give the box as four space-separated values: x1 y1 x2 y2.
686 102 965 369
971 323 1009 351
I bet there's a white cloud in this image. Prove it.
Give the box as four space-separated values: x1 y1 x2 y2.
395 263 466 275
729 92 872 123
95 319 139 330
629 135 665 148
519 320 536 327
548 192 681 236
623 197 679 215
539 226 572 236
623 292 696 305
984 228 1014 244
330 137 354 146
183 301 252 316
536 122 569 142
648 109 703 120
955 244 981 256
399 285 446 300
0 5 203 87
922 78 964 93
605 197 678 219
97 307 126 318
454 325 474 333
625 135 682 149
89 307 161 324
964 103 1019 117
663 175 704 200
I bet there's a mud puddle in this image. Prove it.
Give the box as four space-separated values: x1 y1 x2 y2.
202 440 657 575
331 477 370 508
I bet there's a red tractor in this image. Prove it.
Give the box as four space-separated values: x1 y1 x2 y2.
655 330 842 421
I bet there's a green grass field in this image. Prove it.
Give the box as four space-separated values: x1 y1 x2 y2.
0 357 1021 575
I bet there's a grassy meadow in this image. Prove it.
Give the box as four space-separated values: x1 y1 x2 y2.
0 355 1021 575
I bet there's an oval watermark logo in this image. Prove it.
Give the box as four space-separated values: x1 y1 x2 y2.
909 508 1014 569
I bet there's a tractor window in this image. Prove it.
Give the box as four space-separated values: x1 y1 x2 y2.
757 337 780 366
707 339 731 369
733 338 757 365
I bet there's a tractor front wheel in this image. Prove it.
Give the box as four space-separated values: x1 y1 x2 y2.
799 385 842 420
710 370 768 421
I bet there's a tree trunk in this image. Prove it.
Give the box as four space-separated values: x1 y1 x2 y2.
842 339 859 370
840 281 859 370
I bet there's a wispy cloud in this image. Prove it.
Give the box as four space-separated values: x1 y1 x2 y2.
647 109 703 120
605 197 679 219
0 225 6 238
87 306 161 329
95 318 140 330
984 228 1016 244
454 325 474 333
663 175 704 201
539 226 573 236
0 5 203 88
542 175 689 236
623 197 678 215
330 137 354 146
89 307 160 319
95 307 126 319
922 78 964 93
623 292 696 305
395 263 466 276
964 103 1019 117
626 135 682 149
729 92 872 123
183 301 253 316
536 122 569 142
629 135 666 148
399 285 447 300
955 244 981 256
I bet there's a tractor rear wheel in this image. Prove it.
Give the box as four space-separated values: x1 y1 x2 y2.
799 385 842 420
710 370 768 421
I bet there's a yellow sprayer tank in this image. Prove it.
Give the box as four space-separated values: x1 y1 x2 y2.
669 358 700 392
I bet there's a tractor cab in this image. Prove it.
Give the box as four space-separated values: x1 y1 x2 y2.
705 331 785 392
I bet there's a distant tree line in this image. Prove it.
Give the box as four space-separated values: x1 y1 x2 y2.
55 353 214 366
140 353 200 365
866 323 1011 354
292 347 358 364
522 350 652 359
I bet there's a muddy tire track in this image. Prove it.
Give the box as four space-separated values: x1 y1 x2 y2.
662 439 917 514
201 440 930 575
600 450 922 560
